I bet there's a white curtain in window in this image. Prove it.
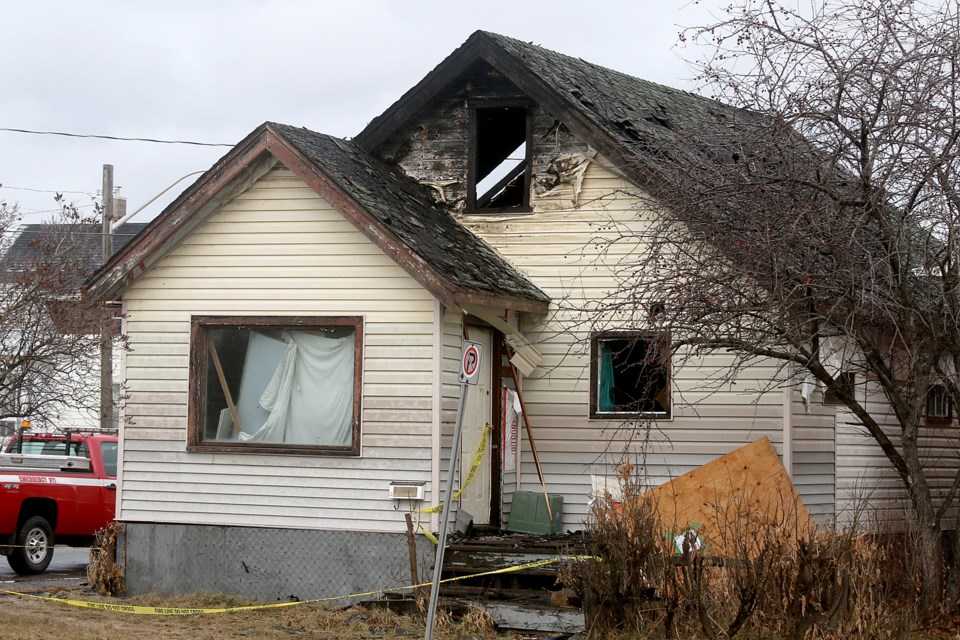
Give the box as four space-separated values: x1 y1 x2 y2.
800 335 865 402
239 331 355 445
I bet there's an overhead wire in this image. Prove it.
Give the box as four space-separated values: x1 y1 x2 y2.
0 186 95 196
15 203 98 216
0 127 233 147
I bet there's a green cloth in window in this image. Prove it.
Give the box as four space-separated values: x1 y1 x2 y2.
599 341 616 412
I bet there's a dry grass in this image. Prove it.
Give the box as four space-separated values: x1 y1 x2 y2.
0 587 512 640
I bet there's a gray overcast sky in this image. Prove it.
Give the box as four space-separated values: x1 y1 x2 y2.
1 1 721 225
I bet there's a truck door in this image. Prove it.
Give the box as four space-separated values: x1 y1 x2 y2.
96 441 118 527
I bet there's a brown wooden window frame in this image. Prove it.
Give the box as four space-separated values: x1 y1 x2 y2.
589 331 672 420
927 384 953 423
187 315 363 456
465 100 534 214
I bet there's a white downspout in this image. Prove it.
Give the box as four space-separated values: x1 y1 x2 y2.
782 362 794 478
115 299 128 521
430 299 443 530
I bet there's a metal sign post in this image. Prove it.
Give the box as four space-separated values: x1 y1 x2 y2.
424 341 482 640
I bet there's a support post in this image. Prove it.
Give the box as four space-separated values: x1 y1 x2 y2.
404 512 423 602
505 344 552 520
99 165 114 431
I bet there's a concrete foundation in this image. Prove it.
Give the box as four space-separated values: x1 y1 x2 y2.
121 522 435 603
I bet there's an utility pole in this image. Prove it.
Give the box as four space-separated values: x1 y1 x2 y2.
100 164 114 430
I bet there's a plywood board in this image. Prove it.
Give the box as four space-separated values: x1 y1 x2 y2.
643 437 813 555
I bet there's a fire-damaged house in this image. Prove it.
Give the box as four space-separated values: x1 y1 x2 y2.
84 31 955 600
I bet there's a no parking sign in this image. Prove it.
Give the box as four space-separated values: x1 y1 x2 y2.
459 341 482 385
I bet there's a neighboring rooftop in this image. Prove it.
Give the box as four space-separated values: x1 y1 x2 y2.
3 223 148 274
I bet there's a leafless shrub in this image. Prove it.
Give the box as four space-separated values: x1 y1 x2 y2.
0 196 110 429
87 521 125 596
565 464 935 638
560 462 670 636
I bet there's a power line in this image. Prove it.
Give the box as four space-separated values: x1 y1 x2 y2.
0 127 232 147
0 186 95 196
15 203 98 216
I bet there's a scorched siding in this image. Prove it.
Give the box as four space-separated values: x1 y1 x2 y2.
117 166 436 533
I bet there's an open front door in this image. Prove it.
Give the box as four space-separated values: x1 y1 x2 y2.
459 326 497 526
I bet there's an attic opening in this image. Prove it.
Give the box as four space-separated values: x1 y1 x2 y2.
468 104 532 213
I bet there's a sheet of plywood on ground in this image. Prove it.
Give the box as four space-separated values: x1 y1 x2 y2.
643 437 813 556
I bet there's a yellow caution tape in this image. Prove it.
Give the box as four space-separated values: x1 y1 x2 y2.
0 555 597 616
418 424 490 515
0 544 102 551
420 527 439 546
414 424 489 544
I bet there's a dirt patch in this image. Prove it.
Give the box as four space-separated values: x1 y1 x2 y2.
0 587 513 640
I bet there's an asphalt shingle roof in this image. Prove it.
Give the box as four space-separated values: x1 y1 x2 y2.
270 123 550 305
479 31 765 166
4 223 148 274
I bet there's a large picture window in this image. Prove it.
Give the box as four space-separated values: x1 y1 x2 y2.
590 332 671 419
188 316 362 455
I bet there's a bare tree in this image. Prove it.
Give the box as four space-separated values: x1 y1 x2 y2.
0 194 106 430
578 0 960 610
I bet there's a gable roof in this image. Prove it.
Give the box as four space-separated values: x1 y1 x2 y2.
85 123 549 313
357 30 763 193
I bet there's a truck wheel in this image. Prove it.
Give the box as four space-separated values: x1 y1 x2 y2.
7 516 54 575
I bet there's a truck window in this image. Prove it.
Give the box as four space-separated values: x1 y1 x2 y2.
100 442 118 477
15 442 58 455
8 440 84 456
40 441 84 456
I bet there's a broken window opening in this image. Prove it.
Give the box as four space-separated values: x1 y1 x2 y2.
927 384 952 421
469 105 531 212
590 333 671 419
188 316 362 455
823 371 856 405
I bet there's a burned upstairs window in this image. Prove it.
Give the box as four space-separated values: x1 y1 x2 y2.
590 333 671 419
468 105 531 213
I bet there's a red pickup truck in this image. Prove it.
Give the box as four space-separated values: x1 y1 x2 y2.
0 432 118 574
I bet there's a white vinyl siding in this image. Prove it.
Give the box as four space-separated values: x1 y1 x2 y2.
790 397 836 522
833 378 960 528
118 167 436 533
461 156 791 529
436 308 464 524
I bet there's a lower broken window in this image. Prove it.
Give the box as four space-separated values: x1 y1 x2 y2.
590 332 671 419
188 316 362 455
927 384 952 422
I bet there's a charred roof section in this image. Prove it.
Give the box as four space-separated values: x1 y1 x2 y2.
85 122 548 313
357 30 765 193
268 123 549 309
